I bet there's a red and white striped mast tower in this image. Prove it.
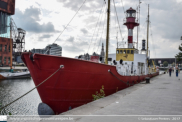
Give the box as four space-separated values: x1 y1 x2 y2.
124 7 139 48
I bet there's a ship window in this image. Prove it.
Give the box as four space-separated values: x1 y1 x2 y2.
131 50 134 54
117 50 119 54
108 58 112 61
127 50 130 54
124 50 126 54
120 50 123 54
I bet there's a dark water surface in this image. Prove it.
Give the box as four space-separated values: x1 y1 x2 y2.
0 78 41 115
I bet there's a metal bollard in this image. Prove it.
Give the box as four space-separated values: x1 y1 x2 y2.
145 77 150 83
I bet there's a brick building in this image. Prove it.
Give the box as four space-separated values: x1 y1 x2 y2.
0 0 15 66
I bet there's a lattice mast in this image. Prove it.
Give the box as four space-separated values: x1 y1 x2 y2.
10 18 26 53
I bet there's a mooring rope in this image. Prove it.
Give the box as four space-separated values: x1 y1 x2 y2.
0 66 63 111
108 70 130 86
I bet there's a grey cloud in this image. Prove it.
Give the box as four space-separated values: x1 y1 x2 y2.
148 2 182 41
65 36 89 46
64 45 84 53
77 40 89 46
80 28 88 34
13 6 57 33
83 16 98 24
35 2 41 7
24 6 41 21
67 36 74 43
57 0 103 11
42 8 53 16
61 36 89 53
38 34 52 41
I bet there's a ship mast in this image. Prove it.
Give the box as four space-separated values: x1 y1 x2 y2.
105 0 110 64
137 0 141 50
147 4 149 57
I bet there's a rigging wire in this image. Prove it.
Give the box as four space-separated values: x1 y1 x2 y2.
115 6 118 48
44 0 87 54
142 19 147 40
53 0 87 44
113 0 123 46
87 0 106 54
92 3 106 53
149 22 156 58
0 67 62 112
120 0 126 16
96 7 107 53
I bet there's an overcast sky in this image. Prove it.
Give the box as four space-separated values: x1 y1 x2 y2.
13 0 182 58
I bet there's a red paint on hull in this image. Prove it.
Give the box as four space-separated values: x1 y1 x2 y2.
21 52 159 114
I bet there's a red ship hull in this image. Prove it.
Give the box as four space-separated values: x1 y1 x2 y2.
21 52 159 114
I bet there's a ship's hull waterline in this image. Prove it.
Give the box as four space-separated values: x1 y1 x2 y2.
21 52 159 114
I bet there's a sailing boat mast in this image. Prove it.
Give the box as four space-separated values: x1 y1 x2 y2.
137 0 141 50
105 0 110 64
147 4 149 57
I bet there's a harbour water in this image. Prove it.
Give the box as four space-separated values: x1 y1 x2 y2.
0 78 41 115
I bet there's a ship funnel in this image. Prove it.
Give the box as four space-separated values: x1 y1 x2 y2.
141 39 146 51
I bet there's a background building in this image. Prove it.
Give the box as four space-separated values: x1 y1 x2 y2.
45 43 62 56
16 43 62 63
0 0 15 66
31 48 46 54
150 58 182 67
31 43 62 56
75 43 105 63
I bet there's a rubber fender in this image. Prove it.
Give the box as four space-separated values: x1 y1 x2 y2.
38 103 55 115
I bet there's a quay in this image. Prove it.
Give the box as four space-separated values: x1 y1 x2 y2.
58 73 182 121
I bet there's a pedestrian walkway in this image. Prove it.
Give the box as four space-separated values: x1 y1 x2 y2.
58 72 182 121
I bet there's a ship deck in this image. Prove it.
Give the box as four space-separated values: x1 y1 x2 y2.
58 72 182 121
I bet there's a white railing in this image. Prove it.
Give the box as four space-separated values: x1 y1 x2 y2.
116 64 147 76
116 64 158 76
123 18 138 23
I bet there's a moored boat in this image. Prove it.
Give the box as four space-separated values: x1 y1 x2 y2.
21 0 159 114
0 70 31 79
21 53 158 114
